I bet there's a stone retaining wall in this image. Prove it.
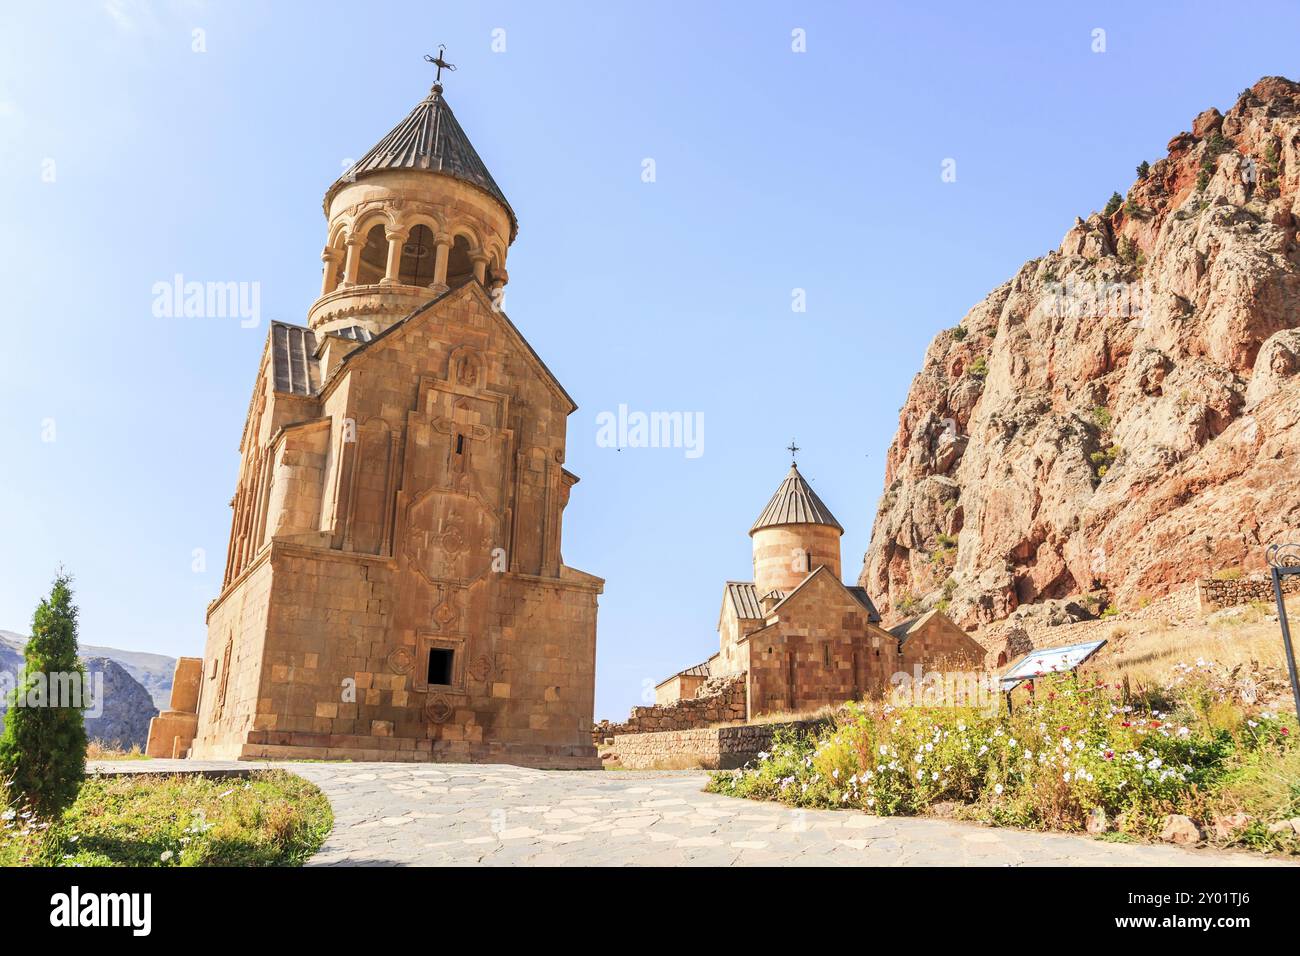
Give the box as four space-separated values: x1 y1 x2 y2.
607 718 832 770
1197 573 1299 612
592 675 747 742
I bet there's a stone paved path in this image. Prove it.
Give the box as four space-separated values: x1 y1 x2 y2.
93 760 1290 866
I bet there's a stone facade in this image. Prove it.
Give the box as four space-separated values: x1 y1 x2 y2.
145 657 202 758
148 80 603 768
654 671 707 705
1197 573 1300 612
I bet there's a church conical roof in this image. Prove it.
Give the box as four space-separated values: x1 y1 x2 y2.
325 84 517 239
749 464 844 535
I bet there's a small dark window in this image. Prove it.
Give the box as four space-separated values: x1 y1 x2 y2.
823 644 831 667
455 434 465 455
427 648 454 685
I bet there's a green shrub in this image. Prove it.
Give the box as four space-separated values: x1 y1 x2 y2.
969 356 988 380
1090 444 1120 478
1103 192 1123 217
0 574 87 819
1136 160 1150 179
951 326 967 341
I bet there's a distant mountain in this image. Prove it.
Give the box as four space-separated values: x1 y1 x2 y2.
0 630 177 710
82 657 159 750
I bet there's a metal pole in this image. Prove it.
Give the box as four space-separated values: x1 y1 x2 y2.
1272 567 1300 720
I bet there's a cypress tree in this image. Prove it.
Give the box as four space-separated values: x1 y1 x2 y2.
0 573 87 817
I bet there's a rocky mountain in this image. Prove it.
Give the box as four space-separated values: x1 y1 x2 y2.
82 657 159 750
0 646 161 751
0 629 175 710
862 76 1300 628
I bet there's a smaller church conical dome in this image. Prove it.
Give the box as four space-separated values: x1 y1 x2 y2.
324 84 517 239
749 465 844 535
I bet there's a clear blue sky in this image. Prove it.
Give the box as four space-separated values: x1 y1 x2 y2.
2 1 1297 720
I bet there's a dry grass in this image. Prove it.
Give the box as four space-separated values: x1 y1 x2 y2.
85 742 149 761
1085 595 1296 708
732 702 842 727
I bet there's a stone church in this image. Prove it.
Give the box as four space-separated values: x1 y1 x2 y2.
147 74 603 767
652 459 984 716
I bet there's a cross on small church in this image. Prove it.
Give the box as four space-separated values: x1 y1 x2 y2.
787 440 800 465
424 46 457 84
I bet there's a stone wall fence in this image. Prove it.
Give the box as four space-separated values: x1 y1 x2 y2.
1197 573 1300 613
605 718 834 771
592 675 747 744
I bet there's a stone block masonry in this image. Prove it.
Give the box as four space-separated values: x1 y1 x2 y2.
592 675 746 742
607 718 832 770
1197 574 1300 612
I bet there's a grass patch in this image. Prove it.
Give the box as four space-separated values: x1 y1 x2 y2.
1 770 332 867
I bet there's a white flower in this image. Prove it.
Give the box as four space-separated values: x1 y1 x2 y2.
879 745 889 756
994 784 1004 795
160 850 174 862
1063 772 1071 782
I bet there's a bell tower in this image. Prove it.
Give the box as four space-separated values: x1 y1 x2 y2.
309 53 515 335
749 449 844 598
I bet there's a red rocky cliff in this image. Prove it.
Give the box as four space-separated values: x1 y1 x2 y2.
862 77 1300 627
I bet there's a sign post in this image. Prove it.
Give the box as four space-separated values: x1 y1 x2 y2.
1266 543 1300 720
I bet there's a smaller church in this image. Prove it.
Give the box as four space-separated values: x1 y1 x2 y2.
652 455 984 717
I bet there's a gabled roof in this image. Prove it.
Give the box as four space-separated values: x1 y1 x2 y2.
318 325 375 351
761 565 879 625
269 322 321 396
749 464 844 535
722 581 764 621
654 657 714 690
888 608 941 642
325 279 576 413
324 85 517 240
846 586 883 624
